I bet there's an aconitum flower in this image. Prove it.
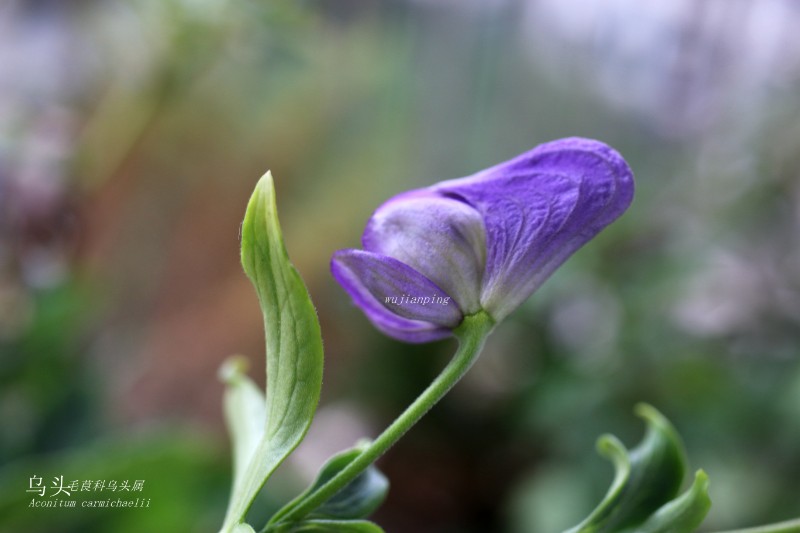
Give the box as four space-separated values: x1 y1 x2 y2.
332 137 634 343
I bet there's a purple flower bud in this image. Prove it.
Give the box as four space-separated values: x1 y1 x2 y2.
332 137 634 343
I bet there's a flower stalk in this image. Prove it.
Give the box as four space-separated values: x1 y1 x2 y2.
266 311 495 528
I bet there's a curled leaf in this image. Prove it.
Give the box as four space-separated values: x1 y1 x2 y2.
627 470 711 533
565 404 690 533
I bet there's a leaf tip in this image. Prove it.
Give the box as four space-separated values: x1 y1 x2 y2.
241 170 279 280
692 469 710 494
219 355 250 385
633 403 666 426
596 434 628 463
256 170 275 193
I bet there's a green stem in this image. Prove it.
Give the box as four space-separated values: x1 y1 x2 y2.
709 519 800 533
266 311 495 528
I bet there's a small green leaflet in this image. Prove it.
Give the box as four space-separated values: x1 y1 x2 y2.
565 404 711 533
220 172 324 532
307 446 389 520
268 444 389 528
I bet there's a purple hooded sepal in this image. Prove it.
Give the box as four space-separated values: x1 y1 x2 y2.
433 137 634 320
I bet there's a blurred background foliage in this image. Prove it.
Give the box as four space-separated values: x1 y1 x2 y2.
1 0 799 532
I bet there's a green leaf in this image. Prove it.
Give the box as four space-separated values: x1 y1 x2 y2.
220 356 268 498
308 447 389 520
625 470 711 533
220 172 324 532
306 447 389 519
565 404 689 533
270 444 388 525
289 519 386 533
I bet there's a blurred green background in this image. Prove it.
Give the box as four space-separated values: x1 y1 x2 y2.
1 1 799 532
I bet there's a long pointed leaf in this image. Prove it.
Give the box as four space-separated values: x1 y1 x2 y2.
221 172 324 531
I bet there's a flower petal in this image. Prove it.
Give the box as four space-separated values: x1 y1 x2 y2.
362 195 485 314
331 249 462 343
433 137 634 320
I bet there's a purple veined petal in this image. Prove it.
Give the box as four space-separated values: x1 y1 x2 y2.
331 249 462 343
433 137 634 320
362 195 485 315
